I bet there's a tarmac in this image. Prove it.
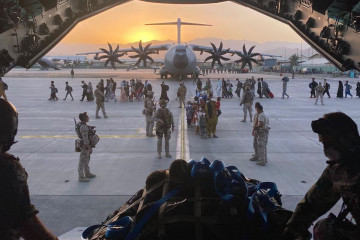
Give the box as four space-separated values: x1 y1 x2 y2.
3 68 360 239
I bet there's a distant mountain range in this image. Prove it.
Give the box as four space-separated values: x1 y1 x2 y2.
49 38 315 60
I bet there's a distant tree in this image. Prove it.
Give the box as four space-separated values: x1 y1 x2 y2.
289 54 300 79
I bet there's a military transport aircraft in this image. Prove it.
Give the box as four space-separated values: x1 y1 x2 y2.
77 18 280 79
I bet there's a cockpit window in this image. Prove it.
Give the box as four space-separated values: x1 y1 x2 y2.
175 49 186 53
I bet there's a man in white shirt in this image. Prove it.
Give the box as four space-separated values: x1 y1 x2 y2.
253 103 269 166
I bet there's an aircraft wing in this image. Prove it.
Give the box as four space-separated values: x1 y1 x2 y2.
189 44 215 54
227 49 282 58
189 44 282 58
76 44 172 56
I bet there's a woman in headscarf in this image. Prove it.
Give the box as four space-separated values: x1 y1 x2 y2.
336 80 343 98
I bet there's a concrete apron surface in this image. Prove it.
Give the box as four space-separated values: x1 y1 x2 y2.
4 68 358 238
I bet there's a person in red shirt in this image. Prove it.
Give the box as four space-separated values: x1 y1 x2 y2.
216 97 222 117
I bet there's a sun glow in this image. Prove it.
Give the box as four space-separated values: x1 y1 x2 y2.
125 29 159 43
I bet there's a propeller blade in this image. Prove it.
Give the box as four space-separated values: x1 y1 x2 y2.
243 44 247 56
114 44 120 54
211 60 215 68
110 60 116 70
220 48 230 55
115 59 123 64
250 58 259 64
248 46 255 55
146 56 154 63
104 59 110 67
234 59 242 63
116 52 126 57
219 42 223 52
240 61 247 69
248 61 253 70
98 55 109 60
250 53 260 58
204 56 213 62
143 59 147 67
131 45 140 54
210 42 217 53
107 43 113 54
217 59 223 68
135 58 142 66
144 43 152 52
236 51 245 58
100 48 110 55
220 56 230 61
139 40 143 52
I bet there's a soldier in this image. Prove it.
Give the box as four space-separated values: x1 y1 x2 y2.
63 81 74 101
0 77 8 101
253 103 269 166
70 68 74 78
315 82 325 105
177 82 187 108
0 99 58 239
282 112 360 240
250 102 261 162
240 87 254 123
76 112 97 182
144 91 156 137
80 81 88 101
94 84 108 119
205 94 218 138
153 99 175 159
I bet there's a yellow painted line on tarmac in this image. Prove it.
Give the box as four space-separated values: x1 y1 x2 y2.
20 135 146 139
181 103 186 160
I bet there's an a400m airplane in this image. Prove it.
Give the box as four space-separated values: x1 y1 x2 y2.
77 18 279 79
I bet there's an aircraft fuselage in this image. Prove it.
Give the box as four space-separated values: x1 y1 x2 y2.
161 44 198 78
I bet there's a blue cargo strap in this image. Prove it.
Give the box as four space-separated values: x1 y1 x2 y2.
125 184 185 240
247 182 279 233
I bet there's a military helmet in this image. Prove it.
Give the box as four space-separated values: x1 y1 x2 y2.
0 99 18 152
159 99 168 107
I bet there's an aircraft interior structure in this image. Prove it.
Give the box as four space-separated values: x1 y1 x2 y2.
0 0 360 76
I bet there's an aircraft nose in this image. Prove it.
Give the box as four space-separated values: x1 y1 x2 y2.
173 54 188 69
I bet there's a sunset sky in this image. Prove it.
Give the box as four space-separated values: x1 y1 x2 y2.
61 0 303 44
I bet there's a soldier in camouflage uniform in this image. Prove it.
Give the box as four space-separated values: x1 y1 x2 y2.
153 99 174 159
177 82 187 108
253 104 269 166
240 87 254 123
77 112 96 182
282 112 360 240
0 99 58 240
205 93 218 138
94 84 108 119
144 91 156 137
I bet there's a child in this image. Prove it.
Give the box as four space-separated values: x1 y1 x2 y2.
198 108 207 139
216 97 222 117
186 101 194 127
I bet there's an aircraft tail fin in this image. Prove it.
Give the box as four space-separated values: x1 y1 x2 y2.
145 18 211 44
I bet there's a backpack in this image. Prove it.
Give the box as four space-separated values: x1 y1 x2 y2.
55 88 58 93
244 92 253 103
69 86 73 92
349 85 352 89
75 122 100 148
